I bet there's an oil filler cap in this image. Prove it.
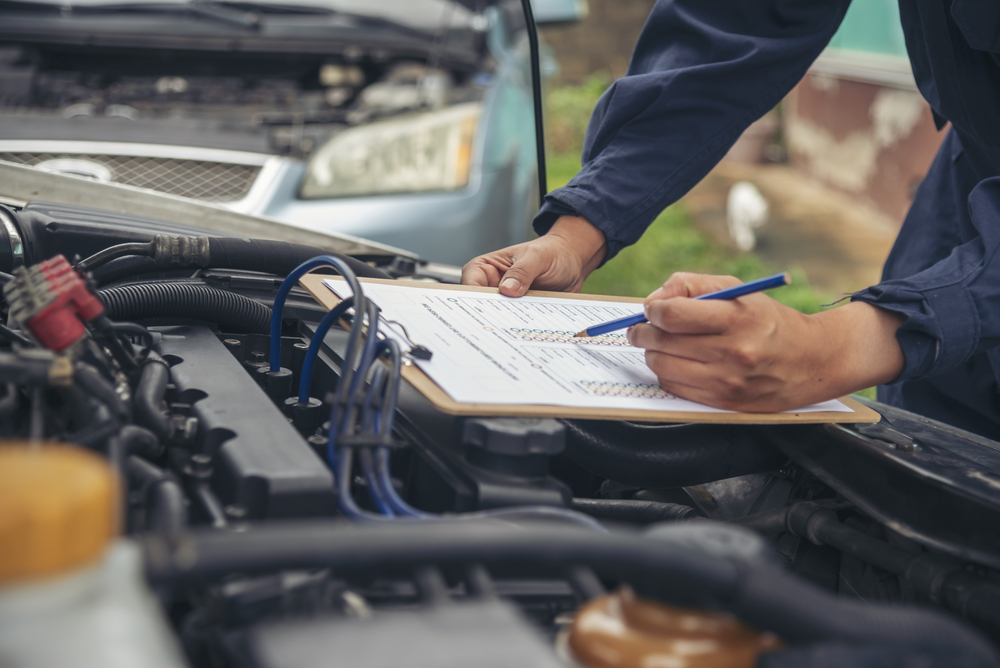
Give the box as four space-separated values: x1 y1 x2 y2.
0 443 118 585
461 418 565 457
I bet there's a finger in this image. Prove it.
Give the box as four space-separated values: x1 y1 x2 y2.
461 261 496 287
644 350 747 410
645 273 743 305
644 297 744 335
626 324 714 363
646 349 784 411
498 249 548 297
643 350 711 394
461 252 512 287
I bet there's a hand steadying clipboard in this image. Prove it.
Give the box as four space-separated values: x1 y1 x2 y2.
299 274 879 425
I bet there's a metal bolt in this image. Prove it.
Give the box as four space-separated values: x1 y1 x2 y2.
171 415 199 442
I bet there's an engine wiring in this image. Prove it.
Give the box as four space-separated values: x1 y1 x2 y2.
297 296 354 404
270 256 606 530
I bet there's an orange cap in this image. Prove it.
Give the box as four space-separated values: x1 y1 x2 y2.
568 587 782 668
0 443 119 585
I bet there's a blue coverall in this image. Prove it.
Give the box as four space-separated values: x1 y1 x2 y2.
533 0 1000 440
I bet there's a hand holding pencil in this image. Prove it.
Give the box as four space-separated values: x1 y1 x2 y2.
622 271 904 414
575 272 791 338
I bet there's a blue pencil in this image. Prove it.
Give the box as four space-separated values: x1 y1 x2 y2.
573 272 791 338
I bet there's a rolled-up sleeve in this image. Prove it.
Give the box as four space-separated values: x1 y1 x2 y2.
534 0 852 260
853 177 1000 381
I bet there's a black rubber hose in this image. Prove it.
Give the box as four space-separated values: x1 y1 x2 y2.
0 323 33 347
59 385 101 429
64 420 120 449
561 420 788 488
206 238 392 280
118 424 164 460
148 478 188 539
145 521 740 600
74 362 130 422
0 383 17 420
98 281 271 333
133 353 173 442
92 240 392 286
142 521 997 663
127 456 187 540
77 241 154 272
730 567 995 660
91 255 173 287
731 507 788 534
571 498 700 523
739 503 1000 636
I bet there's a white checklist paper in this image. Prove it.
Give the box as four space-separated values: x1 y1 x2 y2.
324 279 850 414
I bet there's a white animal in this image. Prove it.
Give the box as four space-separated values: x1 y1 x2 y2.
726 181 769 252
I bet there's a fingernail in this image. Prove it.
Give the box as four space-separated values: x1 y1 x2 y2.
501 278 521 292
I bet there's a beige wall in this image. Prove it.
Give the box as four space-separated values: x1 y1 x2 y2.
785 74 945 225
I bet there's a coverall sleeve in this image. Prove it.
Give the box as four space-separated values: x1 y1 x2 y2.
533 0 852 261
853 178 1000 381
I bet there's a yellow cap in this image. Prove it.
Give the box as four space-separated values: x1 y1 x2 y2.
0 443 119 585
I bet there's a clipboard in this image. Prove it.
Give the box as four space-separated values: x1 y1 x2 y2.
299 274 880 424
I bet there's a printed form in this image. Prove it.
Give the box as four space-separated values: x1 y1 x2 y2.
324 279 849 414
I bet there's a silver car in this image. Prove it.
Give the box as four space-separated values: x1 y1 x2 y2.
0 0 583 266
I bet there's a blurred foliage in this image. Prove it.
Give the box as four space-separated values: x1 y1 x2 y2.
544 71 611 156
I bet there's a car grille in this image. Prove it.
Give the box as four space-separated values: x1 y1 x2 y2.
0 152 261 202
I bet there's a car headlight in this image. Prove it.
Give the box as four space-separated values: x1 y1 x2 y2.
300 102 481 199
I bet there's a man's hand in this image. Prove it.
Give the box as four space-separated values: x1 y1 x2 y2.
626 272 906 412
461 215 607 297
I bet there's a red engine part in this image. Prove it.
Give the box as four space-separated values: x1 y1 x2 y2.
3 255 105 351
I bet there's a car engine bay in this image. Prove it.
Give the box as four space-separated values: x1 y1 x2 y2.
2 200 1000 668
0 41 487 159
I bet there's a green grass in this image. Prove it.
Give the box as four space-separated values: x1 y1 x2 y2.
546 150 830 314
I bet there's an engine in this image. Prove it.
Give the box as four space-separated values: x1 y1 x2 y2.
0 44 479 158
1 202 999 668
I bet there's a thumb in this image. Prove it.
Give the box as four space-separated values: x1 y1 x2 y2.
498 252 547 297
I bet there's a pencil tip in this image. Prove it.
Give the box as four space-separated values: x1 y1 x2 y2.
783 271 792 285
573 330 588 338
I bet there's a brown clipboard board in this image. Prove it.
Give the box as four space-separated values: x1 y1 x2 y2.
299 274 880 424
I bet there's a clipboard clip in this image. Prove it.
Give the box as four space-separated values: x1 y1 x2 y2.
380 316 433 362
341 309 433 363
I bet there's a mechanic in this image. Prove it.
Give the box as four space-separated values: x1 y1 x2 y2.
461 0 1000 439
